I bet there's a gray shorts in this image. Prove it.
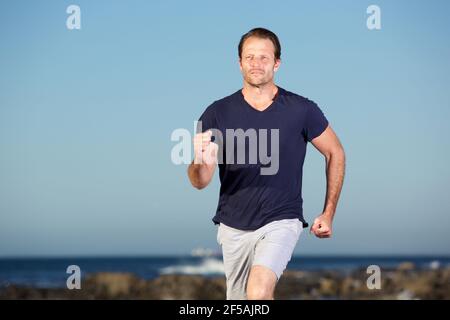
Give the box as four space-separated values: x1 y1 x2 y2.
216 218 303 300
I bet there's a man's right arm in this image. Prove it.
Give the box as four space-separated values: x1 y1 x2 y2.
187 161 216 190
187 130 218 189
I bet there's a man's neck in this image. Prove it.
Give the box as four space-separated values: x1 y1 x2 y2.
242 82 278 102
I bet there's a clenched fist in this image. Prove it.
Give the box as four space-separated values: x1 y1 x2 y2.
310 214 333 238
193 130 218 165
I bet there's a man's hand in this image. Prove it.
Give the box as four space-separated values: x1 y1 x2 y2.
310 213 333 238
193 130 218 165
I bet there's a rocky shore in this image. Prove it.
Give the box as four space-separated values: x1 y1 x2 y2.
1 263 449 300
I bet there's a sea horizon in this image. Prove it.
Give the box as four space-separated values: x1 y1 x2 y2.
1 254 449 289
1 253 449 259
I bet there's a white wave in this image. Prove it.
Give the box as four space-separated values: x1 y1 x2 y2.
159 258 225 275
429 260 440 270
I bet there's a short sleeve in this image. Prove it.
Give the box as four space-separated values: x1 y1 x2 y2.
303 101 329 142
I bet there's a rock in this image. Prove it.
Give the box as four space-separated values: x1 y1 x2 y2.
397 262 415 272
84 272 144 298
148 274 226 300
1 267 449 300
275 270 314 299
318 278 339 297
340 277 361 297
396 289 415 300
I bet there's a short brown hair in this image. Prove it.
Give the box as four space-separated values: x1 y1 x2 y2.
238 27 281 60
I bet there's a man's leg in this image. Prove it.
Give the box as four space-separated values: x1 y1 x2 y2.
246 265 277 300
217 223 254 299
246 218 303 300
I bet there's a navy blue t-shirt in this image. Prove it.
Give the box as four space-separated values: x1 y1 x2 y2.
196 86 328 230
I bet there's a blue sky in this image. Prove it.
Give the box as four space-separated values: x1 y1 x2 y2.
0 0 449 256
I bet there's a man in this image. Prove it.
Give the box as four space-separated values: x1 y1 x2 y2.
187 28 346 300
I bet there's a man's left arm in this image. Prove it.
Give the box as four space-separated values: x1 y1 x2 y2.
309 124 346 238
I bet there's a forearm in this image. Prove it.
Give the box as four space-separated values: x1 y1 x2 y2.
188 160 214 189
322 148 346 219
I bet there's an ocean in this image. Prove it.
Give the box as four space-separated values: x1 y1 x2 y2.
0 255 448 288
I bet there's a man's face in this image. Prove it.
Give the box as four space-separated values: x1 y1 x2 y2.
239 36 281 87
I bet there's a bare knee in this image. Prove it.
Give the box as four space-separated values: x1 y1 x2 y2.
246 286 274 300
246 265 277 300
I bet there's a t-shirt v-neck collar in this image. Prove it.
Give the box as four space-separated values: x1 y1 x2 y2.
239 86 281 114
